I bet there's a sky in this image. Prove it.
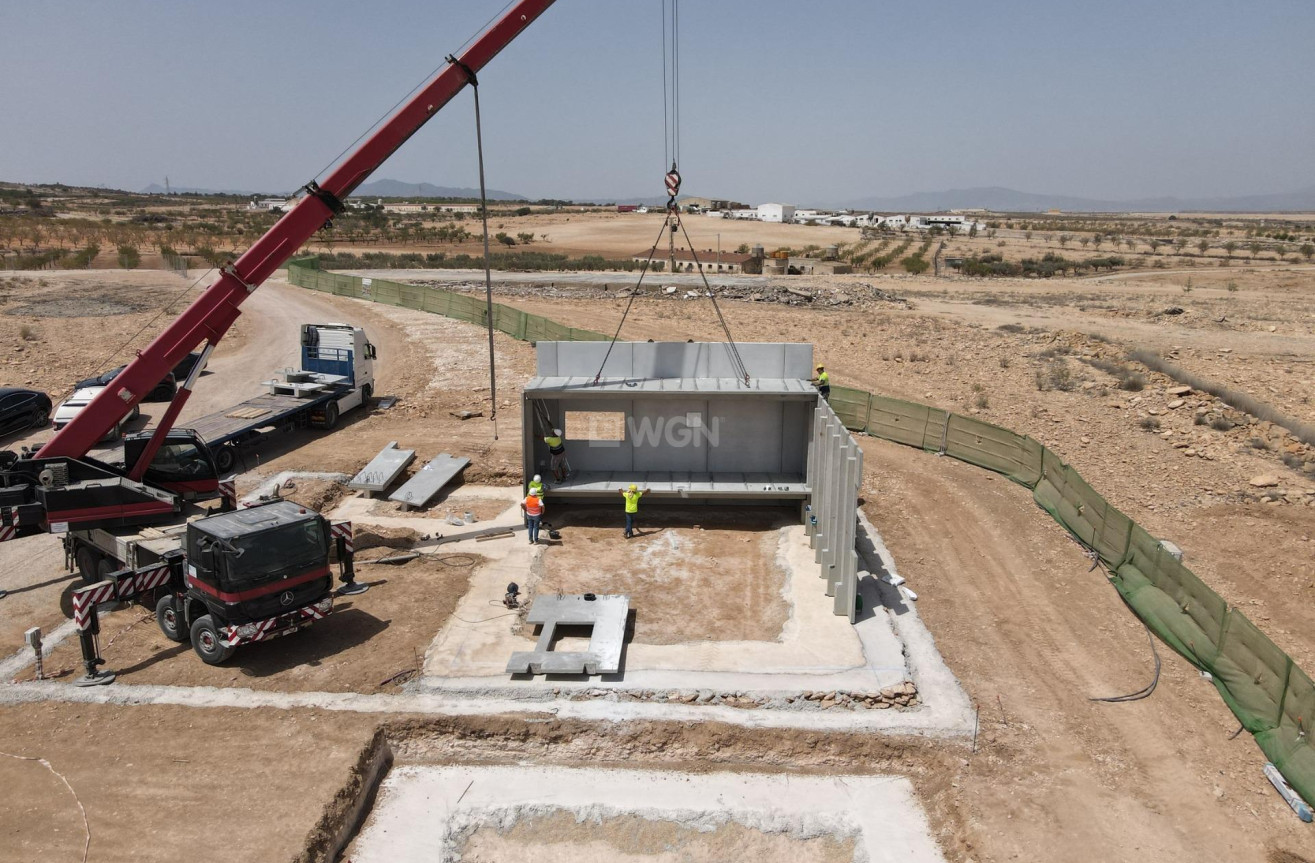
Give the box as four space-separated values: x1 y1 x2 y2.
2 0 1313 206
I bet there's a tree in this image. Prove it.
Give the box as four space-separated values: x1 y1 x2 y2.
117 244 140 269
516 232 534 244
1174 238 1187 255
1197 238 1210 254
1301 243 1314 261
1223 241 1237 258
1248 241 1261 259
1058 233 1070 248
495 232 515 247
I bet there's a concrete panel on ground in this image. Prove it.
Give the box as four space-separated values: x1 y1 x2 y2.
349 765 947 863
348 441 415 497
387 453 469 510
506 594 629 675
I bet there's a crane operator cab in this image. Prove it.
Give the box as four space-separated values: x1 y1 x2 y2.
122 429 219 500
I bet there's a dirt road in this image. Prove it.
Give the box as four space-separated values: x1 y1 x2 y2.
863 438 1313 863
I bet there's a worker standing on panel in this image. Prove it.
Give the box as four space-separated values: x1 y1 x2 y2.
521 491 544 544
618 483 648 539
810 365 831 401
544 427 568 481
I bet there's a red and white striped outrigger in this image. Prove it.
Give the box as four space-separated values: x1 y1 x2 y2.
219 598 333 648
0 505 21 542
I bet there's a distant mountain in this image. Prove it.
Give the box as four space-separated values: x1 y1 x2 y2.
833 184 1315 213
351 179 525 201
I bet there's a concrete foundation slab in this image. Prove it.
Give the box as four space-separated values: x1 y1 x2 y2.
506 594 629 675
387 452 469 510
348 441 415 497
349 764 946 863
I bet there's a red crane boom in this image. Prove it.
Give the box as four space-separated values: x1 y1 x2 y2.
38 0 555 461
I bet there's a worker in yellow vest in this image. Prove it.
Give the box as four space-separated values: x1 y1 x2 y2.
810 365 831 401
618 483 648 538
527 474 545 497
544 428 568 481
520 492 544 544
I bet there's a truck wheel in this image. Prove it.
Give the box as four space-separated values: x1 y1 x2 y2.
75 546 101 585
360 383 373 405
213 445 236 474
190 615 235 665
96 558 118 581
155 595 187 642
318 402 340 430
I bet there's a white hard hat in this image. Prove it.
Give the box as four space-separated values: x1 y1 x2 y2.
553 428 562 435
533 474 541 483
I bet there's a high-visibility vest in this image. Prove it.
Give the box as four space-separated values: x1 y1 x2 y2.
622 490 643 513
524 495 543 516
817 371 829 386
528 480 545 497
544 435 564 454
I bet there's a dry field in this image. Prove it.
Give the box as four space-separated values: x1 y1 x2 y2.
1 248 1314 863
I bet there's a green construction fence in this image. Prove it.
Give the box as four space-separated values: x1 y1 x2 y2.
287 259 1313 808
287 257 608 343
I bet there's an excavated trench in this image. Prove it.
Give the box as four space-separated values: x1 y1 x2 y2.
299 716 960 863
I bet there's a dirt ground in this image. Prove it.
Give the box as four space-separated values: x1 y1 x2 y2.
862 438 1314 863
529 506 792 645
0 701 379 863
36 550 479 693
458 811 855 863
3 256 1315 861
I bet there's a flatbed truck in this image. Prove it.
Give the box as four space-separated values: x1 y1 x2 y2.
188 323 376 473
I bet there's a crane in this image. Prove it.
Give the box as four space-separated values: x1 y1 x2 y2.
0 0 556 537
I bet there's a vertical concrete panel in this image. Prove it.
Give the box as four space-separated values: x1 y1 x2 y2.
708 400 784 472
783 343 815 378
631 399 708 472
781 401 811 474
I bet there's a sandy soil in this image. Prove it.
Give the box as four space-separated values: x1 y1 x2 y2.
0 701 378 863
862 438 1314 863
3 257 1315 862
530 507 792 645
37 551 479 693
459 810 855 863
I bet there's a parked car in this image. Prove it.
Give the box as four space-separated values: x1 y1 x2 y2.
0 387 53 437
54 387 140 441
74 367 174 402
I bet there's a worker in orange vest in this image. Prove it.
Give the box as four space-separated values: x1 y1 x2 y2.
520 492 544 544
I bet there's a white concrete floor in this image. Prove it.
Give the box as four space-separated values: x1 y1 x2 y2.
349 764 947 863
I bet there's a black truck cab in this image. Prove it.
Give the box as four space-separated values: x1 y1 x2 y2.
177 500 334 663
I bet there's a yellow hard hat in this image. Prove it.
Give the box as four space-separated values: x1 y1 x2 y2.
628 483 637 491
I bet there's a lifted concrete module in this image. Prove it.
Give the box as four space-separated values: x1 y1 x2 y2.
523 341 815 503
506 594 629 675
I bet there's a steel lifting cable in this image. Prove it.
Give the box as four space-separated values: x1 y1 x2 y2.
449 55 499 440
594 0 750 385
676 217 750 384
592 216 677 384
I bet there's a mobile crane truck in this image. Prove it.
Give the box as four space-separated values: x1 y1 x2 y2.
0 0 557 680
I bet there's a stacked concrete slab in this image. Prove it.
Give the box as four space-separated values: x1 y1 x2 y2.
806 399 863 622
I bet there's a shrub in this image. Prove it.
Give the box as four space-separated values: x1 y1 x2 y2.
1139 417 1161 431
1210 416 1235 432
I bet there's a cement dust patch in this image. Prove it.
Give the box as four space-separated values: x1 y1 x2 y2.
461 811 855 863
347 765 945 863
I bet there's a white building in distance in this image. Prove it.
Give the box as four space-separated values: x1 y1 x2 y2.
756 202 796 223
